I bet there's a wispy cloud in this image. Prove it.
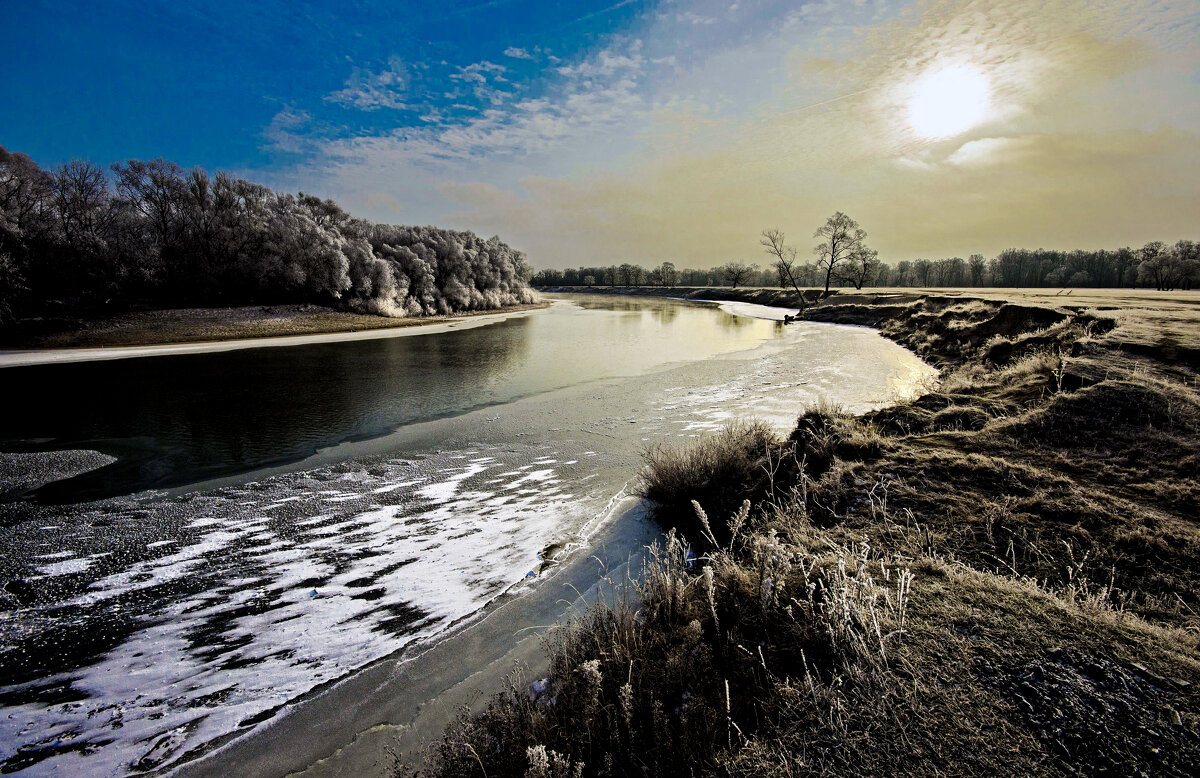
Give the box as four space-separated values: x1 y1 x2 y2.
325 57 409 110
263 108 315 154
263 0 1200 268
301 39 654 167
503 46 534 59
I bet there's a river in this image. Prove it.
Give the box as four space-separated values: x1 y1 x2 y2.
0 294 934 775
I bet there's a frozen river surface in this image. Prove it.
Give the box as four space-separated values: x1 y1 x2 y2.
0 295 934 775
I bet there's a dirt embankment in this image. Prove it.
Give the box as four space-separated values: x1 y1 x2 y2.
416 290 1200 777
1 302 549 351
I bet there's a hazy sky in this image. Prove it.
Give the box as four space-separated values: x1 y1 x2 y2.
4 0 1198 268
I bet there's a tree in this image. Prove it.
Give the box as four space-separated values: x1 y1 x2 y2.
968 254 986 286
717 261 755 288
657 261 677 288
761 228 801 293
1137 241 1189 291
618 262 644 286
1114 247 1136 287
54 159 113 250
812 211 869 295
914 258 933 286
1175 240 1200 290
583 274 596 287
836 244 882 289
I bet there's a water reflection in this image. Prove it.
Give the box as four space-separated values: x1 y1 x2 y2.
0 297 782 502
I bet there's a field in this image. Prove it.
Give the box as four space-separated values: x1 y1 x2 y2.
415 288 1200 776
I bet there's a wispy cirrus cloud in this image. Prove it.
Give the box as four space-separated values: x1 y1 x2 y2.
292 38 654 168
325 56 409 110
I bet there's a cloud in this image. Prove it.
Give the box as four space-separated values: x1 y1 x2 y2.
265 0 1200 269
299 41 653 168
472 0 1199 264
448 60 512 105
503 46 534 60
263 108 315 154
326 57 408 110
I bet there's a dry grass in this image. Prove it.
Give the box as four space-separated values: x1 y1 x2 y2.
638 420 778 549
413 291 1200 777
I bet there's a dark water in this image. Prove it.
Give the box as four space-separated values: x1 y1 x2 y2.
0 298 778 503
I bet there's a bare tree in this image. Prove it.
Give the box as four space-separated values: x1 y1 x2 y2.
914 258 933 286
968 254 986 286
111 158 187 253
1137 241 1188 291
812 211 869 295
618 262 644 286
658 261 677 288
717 261 755 288
761 228 809 311
836 243 882 289
53 160 114 249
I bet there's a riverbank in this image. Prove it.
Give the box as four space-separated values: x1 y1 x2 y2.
3 296 936 775
421 288 1200 776
0 302 550 368
0 301 549 351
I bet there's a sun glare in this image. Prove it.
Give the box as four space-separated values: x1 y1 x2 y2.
908 65 990 139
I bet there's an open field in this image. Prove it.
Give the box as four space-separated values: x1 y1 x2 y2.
0 302 549 351
417 288 1200 776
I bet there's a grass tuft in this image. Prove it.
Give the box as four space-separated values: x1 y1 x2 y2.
638 420 778 548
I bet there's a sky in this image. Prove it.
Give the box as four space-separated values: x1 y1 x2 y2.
3 0 1198 269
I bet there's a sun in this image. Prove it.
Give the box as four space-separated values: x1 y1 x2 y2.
908 65 990 139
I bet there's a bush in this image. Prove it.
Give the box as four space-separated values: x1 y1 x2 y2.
639 421 777 548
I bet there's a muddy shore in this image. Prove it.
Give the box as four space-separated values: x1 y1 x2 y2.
1 302 549 351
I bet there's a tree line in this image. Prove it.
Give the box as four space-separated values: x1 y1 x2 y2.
0 146 535 324
533 213 1199 293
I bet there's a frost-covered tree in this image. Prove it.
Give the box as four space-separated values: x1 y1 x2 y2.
0 146 536 324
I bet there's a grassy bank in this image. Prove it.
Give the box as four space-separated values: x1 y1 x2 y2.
0 302 549 350
411 289 1199 776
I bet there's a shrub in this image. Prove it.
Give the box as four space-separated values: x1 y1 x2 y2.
639 421 777 547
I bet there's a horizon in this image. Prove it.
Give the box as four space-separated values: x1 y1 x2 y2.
4 0 1198 268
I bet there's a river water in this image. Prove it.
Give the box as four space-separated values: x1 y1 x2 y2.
0 295 934 775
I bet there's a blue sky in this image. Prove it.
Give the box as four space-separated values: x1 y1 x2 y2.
4 1 1199 267
3 1 651 169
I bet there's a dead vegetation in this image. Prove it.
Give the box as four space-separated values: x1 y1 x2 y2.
410 293 1200 777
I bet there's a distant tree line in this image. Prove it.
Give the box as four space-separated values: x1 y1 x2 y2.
532 219 1199 293
0 146 535 324
533 261 789 290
